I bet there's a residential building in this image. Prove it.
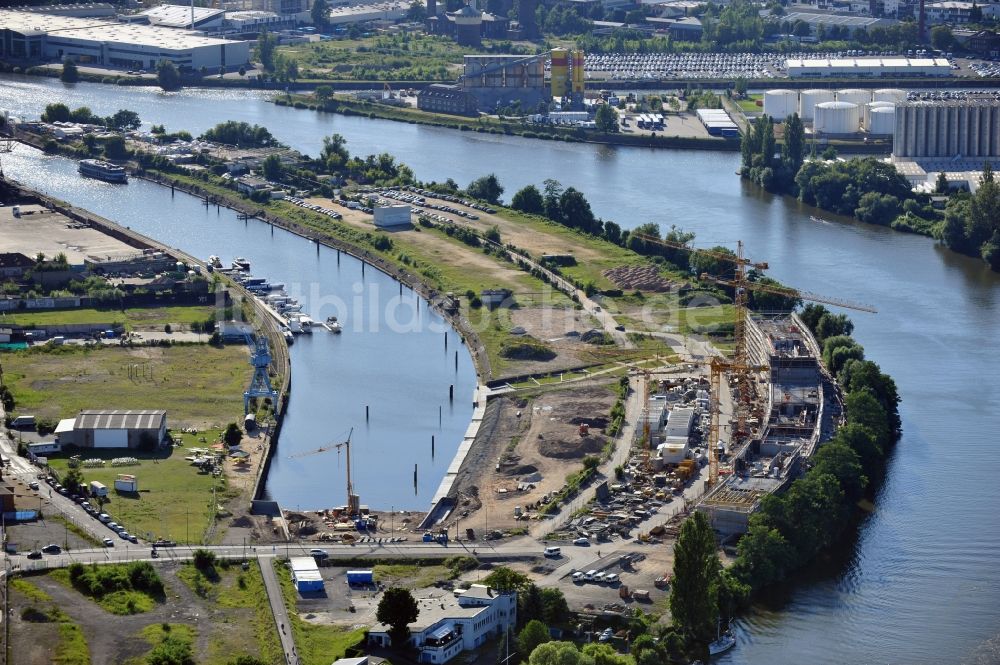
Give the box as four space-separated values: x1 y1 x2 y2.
369 585 517 664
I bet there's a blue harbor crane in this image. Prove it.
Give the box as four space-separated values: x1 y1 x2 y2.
243 330 278 414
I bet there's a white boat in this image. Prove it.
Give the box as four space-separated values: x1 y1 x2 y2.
208 255 222 269
232 257 250 270
282 329 294 344
327 320 342 334
287 318 303 334
78 159 128 183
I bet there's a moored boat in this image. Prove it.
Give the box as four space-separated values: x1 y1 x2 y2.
78 159 128 184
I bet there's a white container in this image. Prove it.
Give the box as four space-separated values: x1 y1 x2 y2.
836 88 873 107
873 87 907 103
867 106 895 135
799 89 835 122
863 101 895 130
763 89 798 121
814 101 860 135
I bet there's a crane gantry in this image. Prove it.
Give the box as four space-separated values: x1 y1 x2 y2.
288 428 358 514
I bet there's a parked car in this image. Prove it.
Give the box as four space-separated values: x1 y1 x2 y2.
309 549 329 560
102 537 114 547
28 481 39 491
118 531 131 540
41 544 61 554
572 571 584 582
128 534 138 544
583 569 598 581
98 513 111 523
107 522 120 531
27 550 42 559
604 573 620 584
573 537 589 546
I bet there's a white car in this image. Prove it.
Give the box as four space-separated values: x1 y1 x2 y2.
604 573 620 584
583 569 598 582
102 537 114 547
594 572 607 583
573 537 589 546
571 571 584 582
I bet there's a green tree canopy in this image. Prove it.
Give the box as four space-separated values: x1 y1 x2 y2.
669 511 720 645
60 57 79 83
518 619 551 657
106 109 141 132
376 587 419 649
157 60 181 91
261 154 284 182
595 104 619 133
529 641 593 665
467 173 504 204
511 184 545 214
483 566 530 592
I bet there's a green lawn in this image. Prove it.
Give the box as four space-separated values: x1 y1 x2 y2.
0 304 218 331
48 444 224 544
274 561 367 665
2 343 249 428
737 94 763 113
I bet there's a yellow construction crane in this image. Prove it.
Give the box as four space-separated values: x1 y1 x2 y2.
629 233 876 487
288 428 357 513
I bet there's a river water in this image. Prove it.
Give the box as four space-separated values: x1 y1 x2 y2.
2 75 999 664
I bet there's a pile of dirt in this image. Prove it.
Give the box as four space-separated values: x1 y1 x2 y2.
604 265 673 292
538 433 606 459
229 515 254 528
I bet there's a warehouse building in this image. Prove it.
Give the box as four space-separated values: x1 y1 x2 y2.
417 83 478 115
786 56 951 78
780 11 897 36
138 4 226 30
56 410 167 449
893 96 1000 160
0 10 251 71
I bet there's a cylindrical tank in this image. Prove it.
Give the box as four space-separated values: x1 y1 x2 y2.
836 88 873 106
798 89 835 122
873 88 906 103
763 89 798 121
863 101 895 129
814 101 860 134
867 106 895 135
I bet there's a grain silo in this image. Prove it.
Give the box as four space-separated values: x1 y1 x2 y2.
867 106 895 135
894 97 1000 159
863 101 895 130
799 89 835 122
836 88 873 107
873 88 907 103
814 101 861 135
763 89 798 121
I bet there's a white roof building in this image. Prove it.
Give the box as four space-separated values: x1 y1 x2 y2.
139 4 225 29
0 10 250 71
786 57 951 78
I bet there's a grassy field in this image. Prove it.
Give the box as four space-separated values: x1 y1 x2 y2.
47 443 224 544
373 563 453 589
274 561 367 665
49 566 162 615
3 344 249 428
736 94 763 113
11 578 91 665
0 304 218 331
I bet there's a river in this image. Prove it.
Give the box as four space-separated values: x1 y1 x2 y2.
2 75 999 664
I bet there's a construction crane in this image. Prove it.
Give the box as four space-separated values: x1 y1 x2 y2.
288 428 357 513
242 330 278 414
630 233 876 487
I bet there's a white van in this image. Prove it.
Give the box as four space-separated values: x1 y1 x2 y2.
544 546 561 557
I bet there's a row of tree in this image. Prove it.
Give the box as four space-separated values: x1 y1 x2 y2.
740 113 804 193
41 103 142 132
939 162 1000 271
730 304 901 592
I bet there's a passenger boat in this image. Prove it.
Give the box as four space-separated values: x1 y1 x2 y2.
78 159 128 184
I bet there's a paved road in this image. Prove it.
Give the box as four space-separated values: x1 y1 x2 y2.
259 556 298 665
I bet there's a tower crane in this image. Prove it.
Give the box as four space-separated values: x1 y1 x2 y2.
629 233 876 487
288 428 357 514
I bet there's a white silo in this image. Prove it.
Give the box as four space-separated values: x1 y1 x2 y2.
799 89 835 122
763 89 798 121
873 88 906 103
863 101 895 130
814 101 861 135
867 106 895 135
836 88 873 107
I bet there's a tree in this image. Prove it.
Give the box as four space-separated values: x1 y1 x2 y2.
407 0 427 21
782 113 805 174
60 57 79 83
315 85 334 102
811 441 867 503
257 30 278 71
376 587 419 648
669 511 718 645
930 25 955 50
223 422 243 447
529 642 593 665
935 171 949 194
540 587 570 625
483 566 530 592
511 184 545 214
148 635 195 665
519 584 545 625
102 136 129 160
261 154 284 182
41 103 71 123
106 109 141 132
518 619 551 656
542 178 563 221
559 187 599 233
192 549 217 571
732 522 792 590
157 61 181 91
970 1 983 22
594 104 619 133
467 173 504 204
311 0 330 27
583 643 632 665
63 467 84 494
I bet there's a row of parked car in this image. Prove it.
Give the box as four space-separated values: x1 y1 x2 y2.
282 195 343 220
572 569 620 585
38 474 139 545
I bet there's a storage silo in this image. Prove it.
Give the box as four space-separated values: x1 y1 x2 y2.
873 88 907 103
799 89 835 122
863 101 895 130
550 48 568 98
867 106 895 135
763 89 798 121
814 101 861 135
836 88 873 107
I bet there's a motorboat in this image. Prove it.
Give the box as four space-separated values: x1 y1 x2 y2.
232 257 250 270
327 320 342 333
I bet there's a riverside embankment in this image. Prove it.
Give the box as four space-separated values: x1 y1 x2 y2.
3 74 1000 664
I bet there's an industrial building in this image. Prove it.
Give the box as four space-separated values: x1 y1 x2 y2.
695 108 739 137
373 204 412 227
0 10 251 71
893 96 1000 160
55 410 167 449
461 54 547 110
369 584 517 663
764 88 902 135
924 1 1000 24
417 83 478 115
139 4 226 29
699 314 828 535
289 556 324 593
786 56 951 78
550 48 585 104
780 11 897 36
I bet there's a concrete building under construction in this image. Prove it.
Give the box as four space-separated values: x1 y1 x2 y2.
461 54 547 110
698 314 835 535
